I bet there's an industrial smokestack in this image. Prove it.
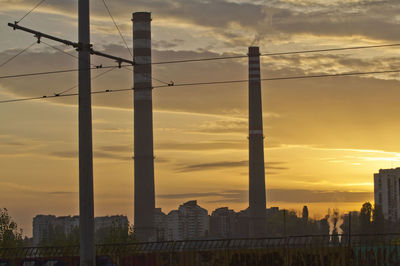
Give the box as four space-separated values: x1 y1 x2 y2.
132 12 155 242
248 46 266 237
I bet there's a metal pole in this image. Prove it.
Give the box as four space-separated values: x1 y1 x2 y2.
78 0 95 265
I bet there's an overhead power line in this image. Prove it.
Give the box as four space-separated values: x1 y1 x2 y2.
150 43 400 65
101 0 132 57
0 42 36 68
56 67 117 95
16 0 47 23
3 40 400 80
0 64 130 80
42 41 79 60
261 43 400 56
1 68 399 104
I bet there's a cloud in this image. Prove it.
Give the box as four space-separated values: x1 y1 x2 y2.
268 189 373 203
153 39 185 49
156 140 247 151
49 148 132 161
2 39 400 153
47 191 76 195
3 0 400 46
176 160 288 172
157 188 373 204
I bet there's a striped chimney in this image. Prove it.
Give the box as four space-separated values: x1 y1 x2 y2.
132 12 156 242
248 46 267 237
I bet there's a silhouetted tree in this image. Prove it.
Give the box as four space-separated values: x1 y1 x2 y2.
359 202 373 234
97 221 136 244
0 208 23 248
39 225 79 246
302 206 309 222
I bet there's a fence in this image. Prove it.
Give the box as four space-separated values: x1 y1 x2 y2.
1 234 400 265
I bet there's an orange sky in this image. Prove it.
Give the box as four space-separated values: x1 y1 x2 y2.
1 0 400 236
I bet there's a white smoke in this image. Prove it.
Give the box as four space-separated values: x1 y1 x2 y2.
327 208 344 243
251 7 278 46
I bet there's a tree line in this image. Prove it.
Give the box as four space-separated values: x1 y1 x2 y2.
1 202 398 248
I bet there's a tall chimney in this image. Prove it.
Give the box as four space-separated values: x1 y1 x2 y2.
248 46 266 237
132 12 155 242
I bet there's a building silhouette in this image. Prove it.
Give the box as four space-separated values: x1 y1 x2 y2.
33 215 128 246
374 168 400 221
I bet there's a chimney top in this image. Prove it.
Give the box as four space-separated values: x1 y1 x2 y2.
248 46 260 56
132 12 152 22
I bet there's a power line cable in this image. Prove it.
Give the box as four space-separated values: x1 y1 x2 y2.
122 66 171 86
0 64 129 80
16 0 47 23
41 40 116 95
41 41 79 60
0 41 37 68
2 68 400 104
150 43 400 65
261 43 400 57
57 67 117 95
101 0 132 57
42 40 104 69
2 43 400 79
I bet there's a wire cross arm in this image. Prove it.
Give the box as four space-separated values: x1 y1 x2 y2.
7 22 134 65
90 49 134 66
8 22 78 47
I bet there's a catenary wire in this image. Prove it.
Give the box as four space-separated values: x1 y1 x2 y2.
42 41 79 60
122 66 171 85
3 43 400 79
1 69 399 104
0 41 37 68
101 0 133 57
56 67 117 95
150 43 400 65
0 64 130 80
16 0 47 23
42 40 104 69
41 40 116 95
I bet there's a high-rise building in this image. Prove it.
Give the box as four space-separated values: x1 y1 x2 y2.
32 215 56 246
179 200 209 240
154 208 167 241
209 207 236 238
32 215 128 246
165 210 184 241
374 168 400 221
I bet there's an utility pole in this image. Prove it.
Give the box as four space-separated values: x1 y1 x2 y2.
132 12 156 242
78 0 95 264
8 2 133 264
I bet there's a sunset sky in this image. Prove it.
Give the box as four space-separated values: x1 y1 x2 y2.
1 0 400 236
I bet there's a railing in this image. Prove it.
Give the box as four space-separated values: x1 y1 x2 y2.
1 234 400 265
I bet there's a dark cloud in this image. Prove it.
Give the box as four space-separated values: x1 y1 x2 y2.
153 39 185 49
156 140 246 151
176 160 288 172
6 0 400 43
268 189 373 203
176 160 247 172
49 149 131 161
157 188 373 204
50 151 77 158
3 42 400 152
97 145 131 153
47 191 76 195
